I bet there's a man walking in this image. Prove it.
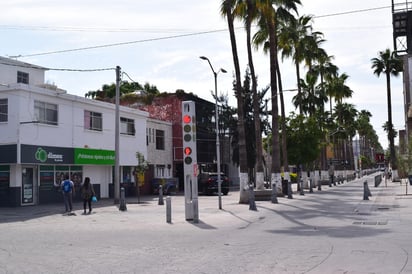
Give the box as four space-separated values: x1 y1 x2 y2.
61 174 75 214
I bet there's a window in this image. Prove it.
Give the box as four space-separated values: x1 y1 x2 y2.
155 129 165 150
122 166 132 183
156 165 165 177
34 100 58 125
120 117 135 136
146 128 149 145
84 110 102 131
17 71 29 84
0 98 7 122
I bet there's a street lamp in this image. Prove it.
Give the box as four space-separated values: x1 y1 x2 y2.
200 56 227 210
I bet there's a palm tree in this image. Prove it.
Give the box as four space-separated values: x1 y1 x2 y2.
328 73 353 105
221 0 249 203
371 48 403 169
234 0 265 189
357 110 372 158
333 103 358 166
278 15 314 114
253 0 301 187
311 54 338 113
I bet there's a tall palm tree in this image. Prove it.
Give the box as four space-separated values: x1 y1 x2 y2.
371 48 403 169
253 0 300 187
333 103 358 165
311 54 338 113
278 15 314 114
234 0 265 189
328 72 353 105
220 0 249 203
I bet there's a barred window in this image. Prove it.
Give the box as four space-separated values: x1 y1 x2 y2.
17 71 29 84
34 100 58 125
84 110 102 131
0 98 7 122
120 117 135 136
155 129 165 150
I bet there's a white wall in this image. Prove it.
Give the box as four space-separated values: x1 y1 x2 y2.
82 165 112 197
147 118 173 177
0 57 45 86
0 85 149 166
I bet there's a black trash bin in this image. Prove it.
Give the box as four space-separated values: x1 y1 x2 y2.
408 175 412 186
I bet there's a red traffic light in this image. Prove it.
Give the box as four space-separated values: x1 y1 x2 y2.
183 115 191 124
184 147 192 156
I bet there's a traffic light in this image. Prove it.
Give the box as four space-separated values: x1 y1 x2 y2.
182 101 197 169
181 100 198 222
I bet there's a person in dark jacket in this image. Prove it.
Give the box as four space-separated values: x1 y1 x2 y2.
81 177 95 215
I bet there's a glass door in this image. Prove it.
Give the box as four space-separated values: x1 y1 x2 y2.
22 167 37 205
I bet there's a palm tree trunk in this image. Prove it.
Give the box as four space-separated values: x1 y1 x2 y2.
295 59 302 115
223 2 249 203
268 15 281 186
276 61 289 178
246 11 264 190
386 71 396 169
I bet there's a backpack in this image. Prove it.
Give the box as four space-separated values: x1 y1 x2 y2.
63 180 72 193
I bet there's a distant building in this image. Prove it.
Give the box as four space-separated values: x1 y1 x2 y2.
138 91 239 187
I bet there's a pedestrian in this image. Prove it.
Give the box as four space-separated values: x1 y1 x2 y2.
81 177 95 215
328 164 335 187
61 174 74 213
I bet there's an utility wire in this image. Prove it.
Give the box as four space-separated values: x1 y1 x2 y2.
314 5 390 18
14 29 227 58
10 5 391 59
0 60 115 72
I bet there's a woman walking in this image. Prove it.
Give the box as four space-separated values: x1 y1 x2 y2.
81 177 95 215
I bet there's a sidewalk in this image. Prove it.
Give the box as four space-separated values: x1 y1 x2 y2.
1 173 412 274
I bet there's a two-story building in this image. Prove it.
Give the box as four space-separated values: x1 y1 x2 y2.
0 56 174 206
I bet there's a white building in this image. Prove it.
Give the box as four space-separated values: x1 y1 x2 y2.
0 56 162 206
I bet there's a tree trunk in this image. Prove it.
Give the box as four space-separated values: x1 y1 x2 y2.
268 15 281 186
224 4 249 203
276 61 289 177
246 11 264 190
386 71 396 169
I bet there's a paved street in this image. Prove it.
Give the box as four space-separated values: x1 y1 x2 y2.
1 173 412 274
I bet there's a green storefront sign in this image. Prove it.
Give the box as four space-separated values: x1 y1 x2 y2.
74 148 115 165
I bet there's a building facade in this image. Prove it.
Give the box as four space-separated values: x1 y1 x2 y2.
0 57 151 206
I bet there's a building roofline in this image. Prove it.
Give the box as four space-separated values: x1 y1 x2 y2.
0 56 48 71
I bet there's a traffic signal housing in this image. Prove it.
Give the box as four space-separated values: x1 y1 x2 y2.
182 101 197 171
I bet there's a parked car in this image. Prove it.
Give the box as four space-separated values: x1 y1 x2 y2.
198 172 229 195
151 178 178 195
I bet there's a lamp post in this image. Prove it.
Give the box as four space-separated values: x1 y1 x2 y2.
200 56 226 210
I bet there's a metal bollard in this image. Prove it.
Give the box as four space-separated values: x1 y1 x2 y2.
317 178 322 191
248 185 257 211
287 181 293 199
271 183 278 204
309 179 313 193
363 181 372 200
193 197 199 223
158 185 164 205
300 178 304 195
166 196 172 223
119 187 127 211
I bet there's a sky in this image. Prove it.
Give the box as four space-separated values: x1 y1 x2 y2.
0 0 403 150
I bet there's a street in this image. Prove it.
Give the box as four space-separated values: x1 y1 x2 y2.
1 173 411 274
